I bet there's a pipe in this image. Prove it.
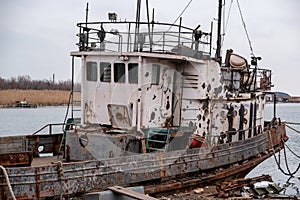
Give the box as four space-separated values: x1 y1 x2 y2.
137 56 143 132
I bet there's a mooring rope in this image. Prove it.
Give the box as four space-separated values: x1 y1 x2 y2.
286 124 300 134
282 141 300 176
272 138 300 177
0 165 16 200
285 121 300 125
283 139 300 159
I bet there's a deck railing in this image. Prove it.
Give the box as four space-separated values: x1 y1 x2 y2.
76 21 212 57
32 123 65 135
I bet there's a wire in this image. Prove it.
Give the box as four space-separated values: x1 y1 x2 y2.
166 0 193 33
286 124 300 134
236 0 254 56
221 0 233 47
153 0 193 47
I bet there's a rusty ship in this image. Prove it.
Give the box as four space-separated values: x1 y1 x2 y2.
0 0 288 199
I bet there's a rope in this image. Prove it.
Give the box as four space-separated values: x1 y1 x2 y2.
283 140 300 159
236 0 254 56
271 137 300 177
286 124 300 134
285 121 300 125
0 165 16 200
283 141 300 176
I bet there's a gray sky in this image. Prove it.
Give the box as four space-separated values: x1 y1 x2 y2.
0 0 299 95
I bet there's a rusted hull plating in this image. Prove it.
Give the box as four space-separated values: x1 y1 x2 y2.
0 124 287 199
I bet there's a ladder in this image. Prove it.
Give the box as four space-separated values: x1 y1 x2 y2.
146 128 171 152
180 72 199 127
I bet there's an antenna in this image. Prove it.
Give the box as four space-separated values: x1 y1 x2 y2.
215 0 223 65
85 3 89 26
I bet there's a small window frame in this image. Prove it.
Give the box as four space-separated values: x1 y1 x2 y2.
100 62 111 82
128 63 139 84
151 64 160 85
86 62 97 82
114 63 126 83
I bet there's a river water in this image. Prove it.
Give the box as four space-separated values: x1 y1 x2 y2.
0 104 299 196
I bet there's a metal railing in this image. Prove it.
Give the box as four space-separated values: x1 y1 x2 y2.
76 21 212 57
32 123 65 135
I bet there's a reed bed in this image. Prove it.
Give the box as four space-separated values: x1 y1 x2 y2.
0 89 80 106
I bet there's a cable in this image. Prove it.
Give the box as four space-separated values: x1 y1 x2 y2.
0 165 16 200
58 91 72 159
286 124 300 134
166 0 193 33
283 141 300 176
153 0 193 47
282 139 300 159
221 0 233 46
236 0 254 56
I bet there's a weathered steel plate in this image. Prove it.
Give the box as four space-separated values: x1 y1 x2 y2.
0 152 32 167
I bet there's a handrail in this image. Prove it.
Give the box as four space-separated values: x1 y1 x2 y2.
32 123 65 135
224 124 263 135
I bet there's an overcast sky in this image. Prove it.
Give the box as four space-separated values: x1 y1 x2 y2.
0 0 299 95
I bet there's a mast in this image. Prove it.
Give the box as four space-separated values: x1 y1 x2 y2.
134 0 142 51
215 0 222 64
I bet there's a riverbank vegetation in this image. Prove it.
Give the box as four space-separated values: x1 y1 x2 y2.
0 89 81 106
0 76 80 106
0 75 72 91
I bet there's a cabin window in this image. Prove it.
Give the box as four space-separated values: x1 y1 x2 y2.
100 62 111 82
151 64 160 85
86 62 97 82
128 63 138 84
114 63 125 83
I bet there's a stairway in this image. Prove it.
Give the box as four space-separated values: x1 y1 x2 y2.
146 128 171 152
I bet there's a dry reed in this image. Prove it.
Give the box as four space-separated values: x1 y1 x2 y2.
0 89 80 106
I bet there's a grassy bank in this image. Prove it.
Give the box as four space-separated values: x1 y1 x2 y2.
0 89 80 106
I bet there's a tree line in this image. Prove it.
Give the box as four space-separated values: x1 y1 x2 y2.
0 75 73 91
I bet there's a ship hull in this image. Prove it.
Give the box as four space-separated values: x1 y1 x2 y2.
0 123 287 199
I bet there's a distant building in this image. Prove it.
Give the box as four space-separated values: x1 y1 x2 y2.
267 92 290 102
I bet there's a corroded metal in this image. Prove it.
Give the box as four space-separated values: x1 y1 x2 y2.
0 123 287 199
0 152 32 167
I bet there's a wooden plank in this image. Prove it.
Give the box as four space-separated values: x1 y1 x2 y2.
108 186 158 200
0 136 26 153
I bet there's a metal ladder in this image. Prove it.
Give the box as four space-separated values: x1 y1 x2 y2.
179 72 199 127
146 128 171 152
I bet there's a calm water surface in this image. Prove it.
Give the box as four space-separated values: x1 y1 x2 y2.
0 104 299 195
0 106 73 136
247 103 300 196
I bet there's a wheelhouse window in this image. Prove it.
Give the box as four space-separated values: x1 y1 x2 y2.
114 63 125 83
86 62 97 82
100 62 111 82
151 64 160 85
128 63 138 84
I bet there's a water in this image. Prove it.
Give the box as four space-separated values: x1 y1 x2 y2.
0 106 73 136
0 104 299 195
247 103 300 196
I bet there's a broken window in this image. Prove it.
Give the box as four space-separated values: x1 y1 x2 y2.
100 62 111 82
86 62 97 82
128 63 138 84
151 64 160 85
114 63 125 83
